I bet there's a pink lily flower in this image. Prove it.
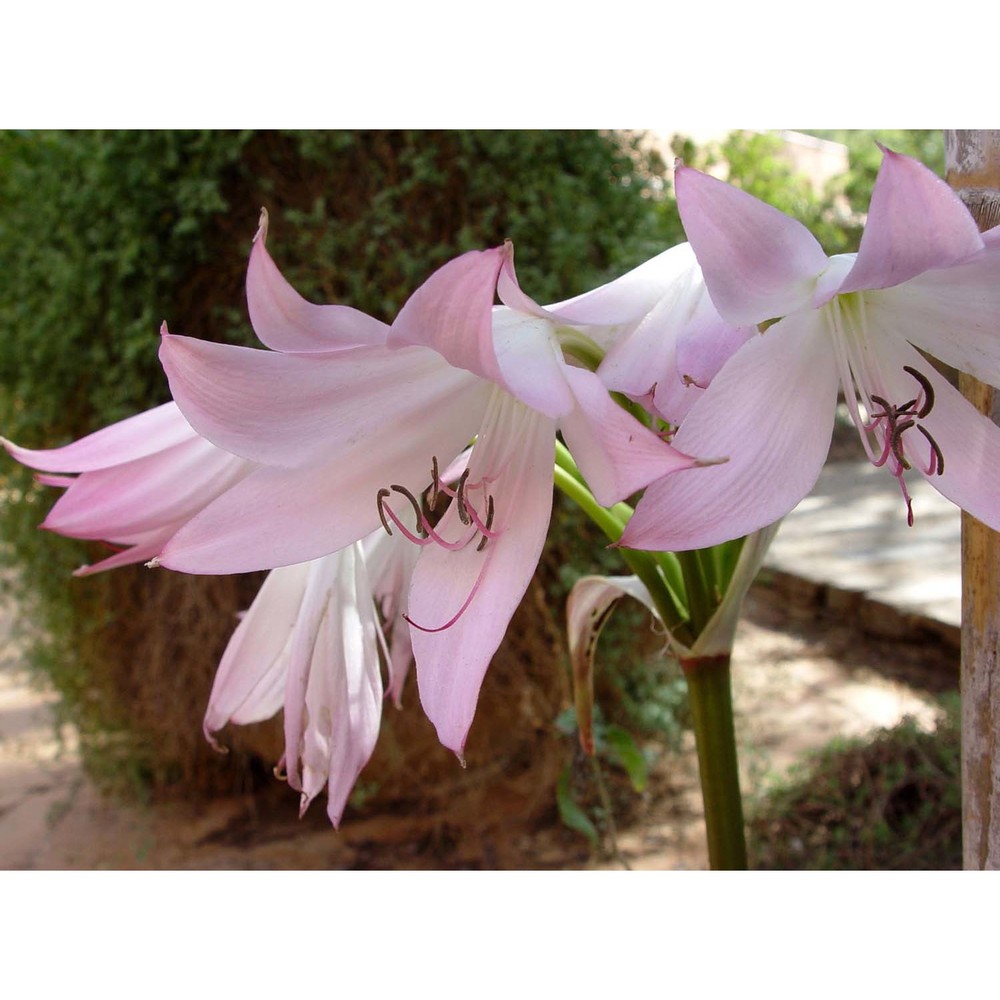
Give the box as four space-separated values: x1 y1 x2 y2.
622 147 1000 553
157 241 701 753
2 398 255 575
204 537 404 827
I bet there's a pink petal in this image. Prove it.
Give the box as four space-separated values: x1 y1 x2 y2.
282 547 383 826
160 333 484 469
248 210 389 353
72 532 172 576
408 392 556 754
838 147 985 296
869 249 1000 390
490 309 575 418
363 530 419 707
42 435 253 539
156 374 492 573
388 245 508 386
598 262 754 425
566 574 657 753
3 401 193 473
203 561 314 743
621 314 840 551
545 243 702 334
674 163 828 326
558 366 699 507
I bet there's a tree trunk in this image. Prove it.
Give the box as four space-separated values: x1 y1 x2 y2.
944 129 1000 869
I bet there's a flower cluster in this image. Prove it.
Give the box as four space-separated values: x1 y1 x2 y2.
8 148 1000 826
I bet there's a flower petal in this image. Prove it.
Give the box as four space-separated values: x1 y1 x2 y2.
363 529 419 707
566 574 657 753
558 366 699 507
280 548 384 827
674 164 828 326
388 245 508 386
248 210 389 353
598 263 754 425
71 531 172 576
621 314 840 551
3 401 193 473
203 561 313 744
490 308 576 418
839 147 985 295
41 434 253 539
868 249 1000 390
545 243 702 335
155 374 489 575
160 333 484 469
408 391 555 754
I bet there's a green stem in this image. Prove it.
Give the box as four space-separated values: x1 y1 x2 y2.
681 654 747 870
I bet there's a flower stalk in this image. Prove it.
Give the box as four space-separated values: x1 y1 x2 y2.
680 653 747 870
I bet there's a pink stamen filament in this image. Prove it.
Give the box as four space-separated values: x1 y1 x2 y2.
403 551 492 634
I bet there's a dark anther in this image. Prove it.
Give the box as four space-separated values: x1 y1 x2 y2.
902 365 935 419
916 425 945 475
476 494 496 552
455 470 472 526
870 366 942 478
890 419 915 470
376 487 393 535
429 456 441 509
390 484 429 537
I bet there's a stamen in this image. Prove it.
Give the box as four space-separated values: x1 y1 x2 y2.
917 424 945 475
429 455 441 508
390 484 429 537
475 495 496 552
403 552 491 633
376 487 394 535
903 365 935 418
890 419 915 470
455 470 472 526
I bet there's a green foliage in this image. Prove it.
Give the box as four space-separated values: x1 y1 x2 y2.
747 696 961 870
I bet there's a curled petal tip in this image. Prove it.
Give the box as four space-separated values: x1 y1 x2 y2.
145 556 161 569
204 731 229 755
694 454 730 468
254 206 269 244
159 321 169 337
456 752 467 769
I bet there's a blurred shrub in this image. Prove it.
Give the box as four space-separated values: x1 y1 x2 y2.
748 696 961 870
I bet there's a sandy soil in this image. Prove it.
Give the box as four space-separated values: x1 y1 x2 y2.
0 578 955 871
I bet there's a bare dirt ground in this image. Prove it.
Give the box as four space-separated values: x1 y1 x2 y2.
0 577 956 871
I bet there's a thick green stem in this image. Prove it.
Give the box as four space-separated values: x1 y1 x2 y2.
681 654 748 870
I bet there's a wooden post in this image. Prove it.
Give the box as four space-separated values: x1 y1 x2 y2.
945 129 1000 869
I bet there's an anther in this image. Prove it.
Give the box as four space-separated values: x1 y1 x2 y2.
917 424 945 475
455 470 472 526
429 455 441 509
903 365 935 418
376 487 393 535
475 495 495 552
390 485 429 538
890 419 915 470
